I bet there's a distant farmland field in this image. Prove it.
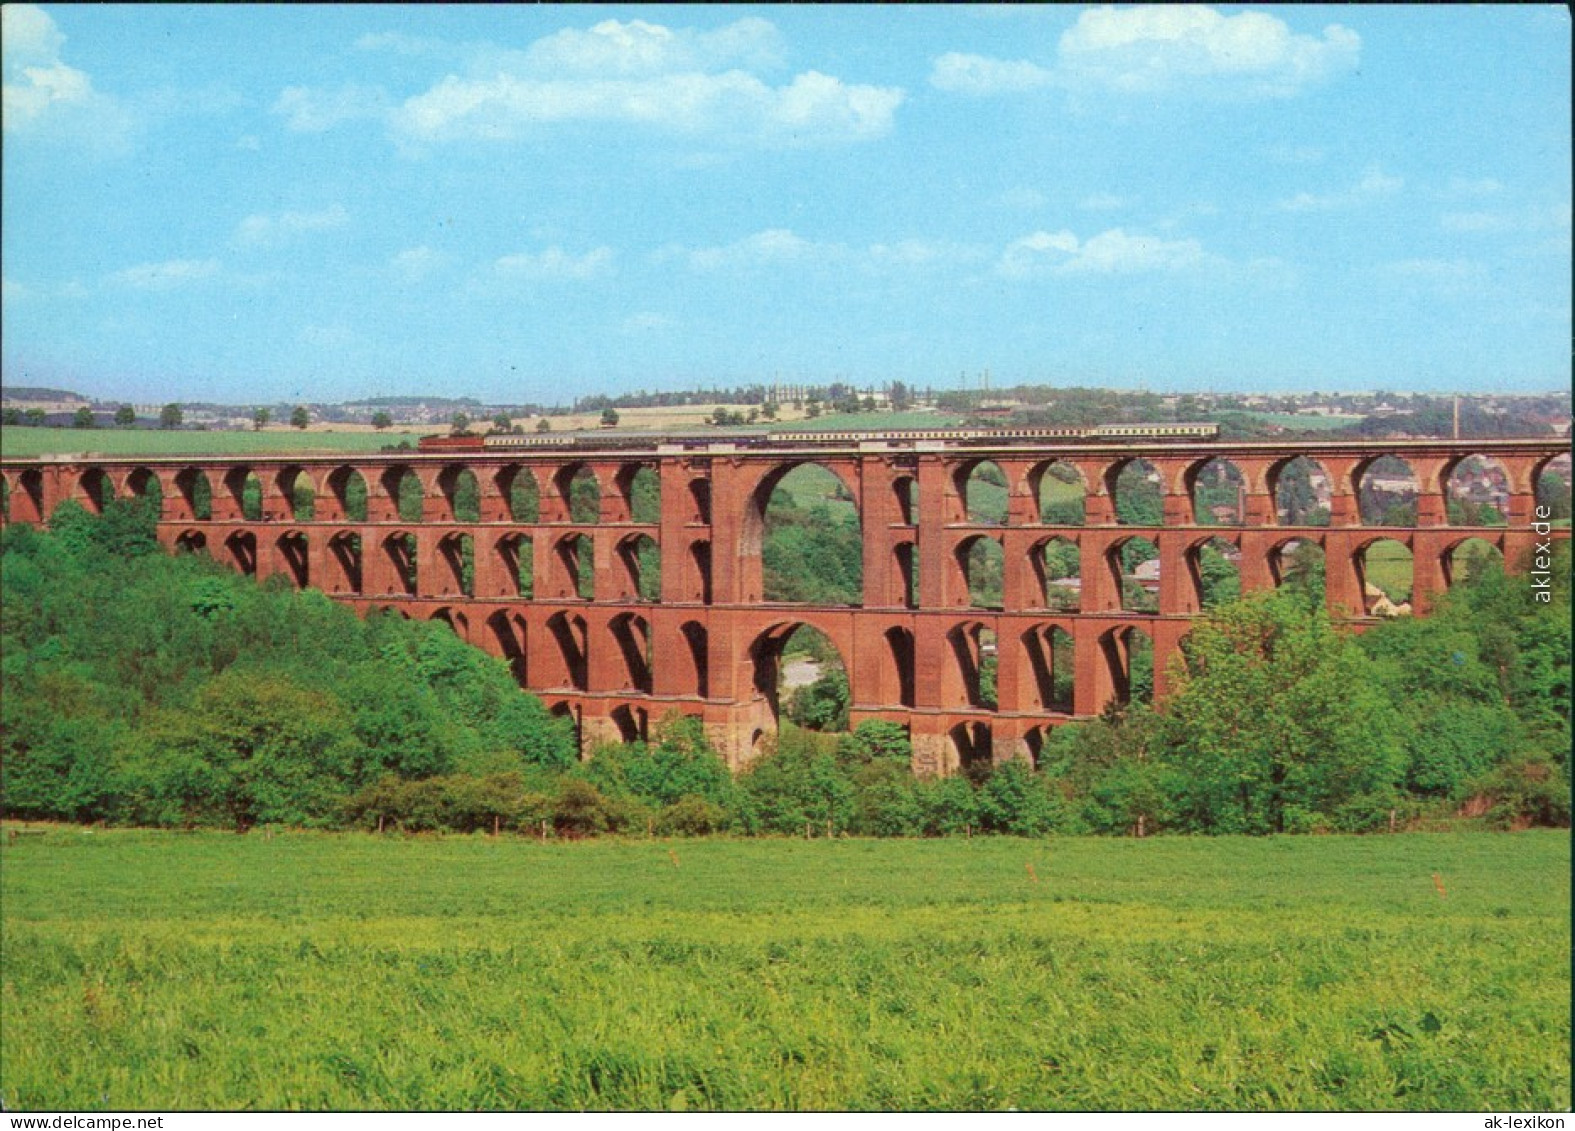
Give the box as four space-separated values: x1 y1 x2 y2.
1 829 1566 1111
0 426 429 459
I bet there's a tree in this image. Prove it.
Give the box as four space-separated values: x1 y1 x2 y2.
371 410 393 431
1163 592 1406 833
600 408 620 427
761 401 779 421
492 413 511 433
72 407 96 429
290 406 310 430
535 417 552 433
252 407 271 431
159 404 183 430
114 405 136 427
450 412 471 435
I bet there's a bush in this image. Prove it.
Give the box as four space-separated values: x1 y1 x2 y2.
586 716 734 809
1469 755 1571 829
976 759 1063 836
342 772 529 833
655 795 730 836
550 778 647 836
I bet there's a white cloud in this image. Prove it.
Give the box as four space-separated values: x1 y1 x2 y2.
2 4 134 151
929 52 1054 95
1441 211 1514 234
621 311 675 333
390 246 444 284
392 68 901 147
233 205 350 248
494 246 614 280
109 258 221 291
1441 202 1572 238
524 17 784 76
998 228 1207 277
868 239 986 268
1059 6 1360 95
935 6 1358 101
684 228 824 271
273 84 389 132
1278 165 1402 211
1380 257 1486 297
1080 193 1128 211
282 18 898 148
671 229 985 275
1 4 64 65
1445 177 1505 198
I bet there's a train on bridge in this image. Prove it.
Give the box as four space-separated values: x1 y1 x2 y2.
418 421 1220 453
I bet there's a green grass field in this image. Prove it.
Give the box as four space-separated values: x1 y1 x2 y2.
1 829 1566 1111
0 427 429 459
1238 412 1366 431
1363 540 1416 603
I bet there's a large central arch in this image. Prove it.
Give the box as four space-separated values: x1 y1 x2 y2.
737 461 863 606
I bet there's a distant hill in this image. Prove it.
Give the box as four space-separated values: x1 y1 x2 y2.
345 396 483 408
1 387 87 403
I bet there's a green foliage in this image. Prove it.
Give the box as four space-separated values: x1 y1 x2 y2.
1114 463 1162 525
1 507 573 827
737 726 857 835
1162 593 1407 834
1361 543 1570 809
762 498 862 605
587 716 736 811
1197 543 1240 608
654 794 730 836
1537 471 1571 521
1467 754 1571 829
975 759 1064 835
131 671 365 829
786 667 849 732
344 772 531 833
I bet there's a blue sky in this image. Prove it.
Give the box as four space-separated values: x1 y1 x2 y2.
2 4 1569 405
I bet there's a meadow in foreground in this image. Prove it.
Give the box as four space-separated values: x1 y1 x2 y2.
1 828 1567 1111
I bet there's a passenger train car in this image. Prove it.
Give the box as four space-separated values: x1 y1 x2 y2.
418 422 1219 453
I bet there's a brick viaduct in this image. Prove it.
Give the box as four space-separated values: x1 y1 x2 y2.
1 435 1567 775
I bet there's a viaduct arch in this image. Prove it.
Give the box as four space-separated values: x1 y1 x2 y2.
2 435 1566 776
